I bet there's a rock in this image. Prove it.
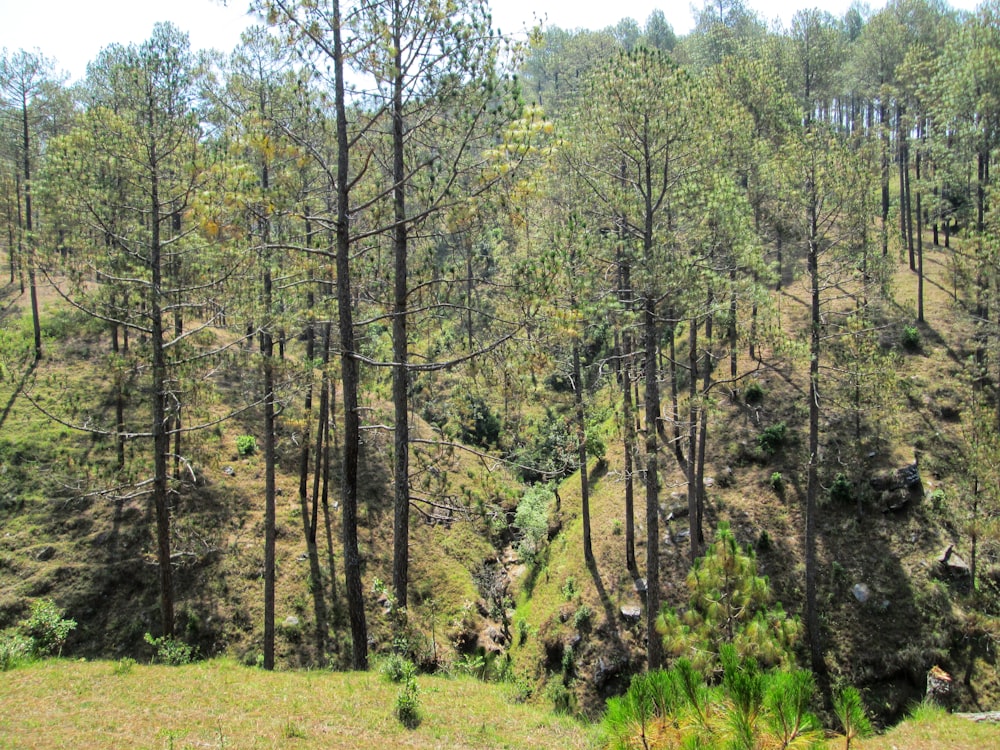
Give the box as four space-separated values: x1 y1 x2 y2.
955 712 1000 723
938 545 971 578
593 656 622 690
620 606 642 623
634 578 647 596
871 463 921 493
851 582 870 603
223 466 235 476
283 615 299 627
35 546 56 561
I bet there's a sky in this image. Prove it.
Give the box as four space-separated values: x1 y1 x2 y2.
0 0 983 84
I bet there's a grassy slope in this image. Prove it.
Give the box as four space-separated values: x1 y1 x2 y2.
0 658 598 749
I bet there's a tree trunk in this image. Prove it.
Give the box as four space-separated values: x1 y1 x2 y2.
149 147 174 639
644 295 663 671
805 175 824 674
333 0 368 666
573 343 593 565
20 92 41 361
390 12 411 608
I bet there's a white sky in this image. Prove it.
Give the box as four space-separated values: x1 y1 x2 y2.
0 0 983 84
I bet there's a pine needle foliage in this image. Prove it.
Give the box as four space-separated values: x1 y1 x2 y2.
656 522 801 677
601 646 825 750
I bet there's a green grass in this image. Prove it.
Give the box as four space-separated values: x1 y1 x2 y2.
0 658 600 749
832 703 999 750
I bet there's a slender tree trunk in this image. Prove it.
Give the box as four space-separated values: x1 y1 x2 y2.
687 315 699 563
333 0 368 663
617 244 637 574
390 11 411 608
644 294 663 671
917 155 924 324
805 173 824 674
149 145 174 639
21 92 41 361
573 343 593 565
622 334 637 575
881 103 890 257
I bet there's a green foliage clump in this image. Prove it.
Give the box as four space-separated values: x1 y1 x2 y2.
602 647 826 750
395 674 421 728
514 485 553 561
833 686 873 749
19 598 76 657
744 380 765 404
656 522 800 676
769 472 784 494
573 603 593 630
0 633 32 671
143 632 195 665
757 422 787 456
561 576 579 602
902 325 922 352
380 652 417 683
829 472 852 505
235 434 257 456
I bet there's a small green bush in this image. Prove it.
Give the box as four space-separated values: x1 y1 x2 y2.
380 653 417 683
929 488 946 511
757 422 787 456
236 435 257 457
829 473 852 505
573 604 593 630
770 472 784 494
561 576 579 602
516 617 531 645
612 518 623 535
19 599 76 657
744 380 765 404
0 633 32 671
514 485 553 562
395 676 421 728
144 632 195 665
902 325 921 352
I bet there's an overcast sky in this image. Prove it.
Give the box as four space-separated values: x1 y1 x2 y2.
0 0 982 84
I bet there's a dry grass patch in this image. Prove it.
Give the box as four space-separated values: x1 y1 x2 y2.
0 658 599 749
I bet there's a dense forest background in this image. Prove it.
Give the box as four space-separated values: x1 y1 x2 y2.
1 0 999 735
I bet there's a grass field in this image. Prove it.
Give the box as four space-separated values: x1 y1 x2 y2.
0 658 600 749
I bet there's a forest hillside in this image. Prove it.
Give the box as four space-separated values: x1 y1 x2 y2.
1 0 999 745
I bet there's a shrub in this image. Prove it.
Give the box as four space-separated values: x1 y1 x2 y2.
657 522 801 676
833 686 873 749
19 599 76 657
744 380 765 404
573 604 593 630
514 485 553 561
561 576 579 602
395 675 421 728
380 653 417 683
0 633 32 671
612 518 623 535
144 632 195 665
929 488 946 511
770 472 784 494
902 325 921 352
829 473 852 505
757 422 787 456
236 434 257 456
